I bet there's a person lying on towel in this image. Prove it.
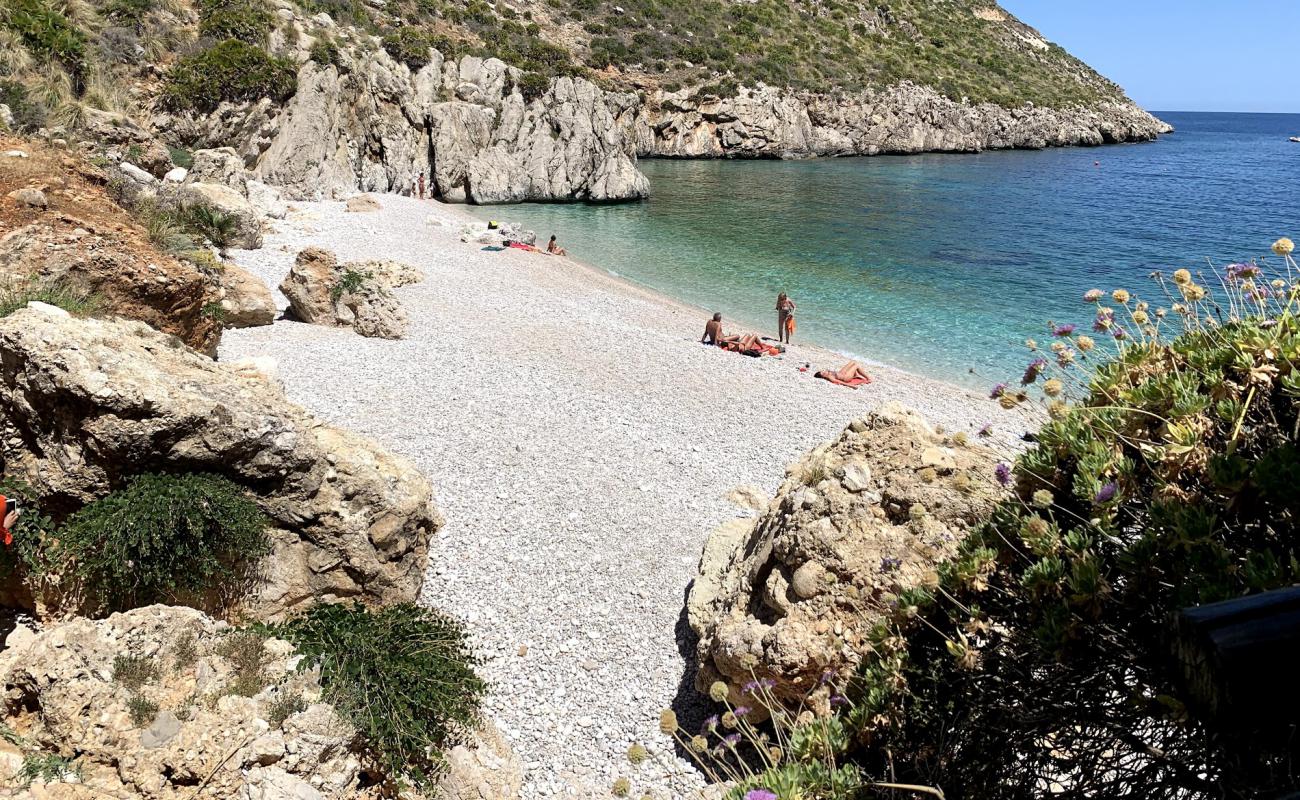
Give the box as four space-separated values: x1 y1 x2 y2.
815 360 872 388
718 333 782 357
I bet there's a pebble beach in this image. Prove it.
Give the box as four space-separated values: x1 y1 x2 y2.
219 192 1032 799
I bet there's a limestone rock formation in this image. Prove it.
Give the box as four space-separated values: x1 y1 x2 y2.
216 262 277 328
344 193 381 212
0 306 437 619
280 246 410 339
0 605 523 799
689 403 1004 712
170 49 650 205
0 605 363 799
643 82 1171 159
0 138 221 354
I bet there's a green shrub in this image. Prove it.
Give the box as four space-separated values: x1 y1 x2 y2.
197 0 273 44
167 146 193 169
99 0 153 27
381 26 454 70
127 694 159 726
835 247 1300 796
330 268 370 300
0 80 47 131
161 39 297 113
515 71 549 101
112 654 159 691
18 752 78 787
266 688 306 728
182 204 236 248
56 472 270 611
273 602 485 789
0 0 89 89
308 34 342 69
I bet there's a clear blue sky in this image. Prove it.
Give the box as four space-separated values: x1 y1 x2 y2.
999 1 1299 113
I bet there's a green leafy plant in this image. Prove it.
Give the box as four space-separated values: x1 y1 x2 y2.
167 146 193 169
183 204 236 248
0 79 48 130
18 752 79 787
272 602 485 790
160 39 296 113
55 472 270 611
330 268 370 300
308 34 343 69
380 26 457 70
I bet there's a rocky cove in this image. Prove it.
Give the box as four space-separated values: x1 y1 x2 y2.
149 2 1171 205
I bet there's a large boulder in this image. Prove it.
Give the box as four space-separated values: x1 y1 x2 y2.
0 605 363 799
689 403 1004 713
280 247 409 340
186 147 249 195
216 262 277 328
0 306 437 619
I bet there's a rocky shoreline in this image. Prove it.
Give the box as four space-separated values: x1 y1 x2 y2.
152 4 1170 205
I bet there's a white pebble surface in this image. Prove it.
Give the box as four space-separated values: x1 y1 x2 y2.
220 193 1031 798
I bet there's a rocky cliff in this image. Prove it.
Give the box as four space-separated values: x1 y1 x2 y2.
1 0 1170 205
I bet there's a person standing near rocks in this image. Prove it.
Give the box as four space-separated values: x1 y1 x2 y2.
776 292 796 344
418 171 426 199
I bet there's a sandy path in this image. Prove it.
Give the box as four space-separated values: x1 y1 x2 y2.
219 193 1028 798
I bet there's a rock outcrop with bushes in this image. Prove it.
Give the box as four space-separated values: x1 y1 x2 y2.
0 136 223 354
701 249 1300 799
0 305 436 618
688 402 1003 713
280 245 412 339
0 604 514 798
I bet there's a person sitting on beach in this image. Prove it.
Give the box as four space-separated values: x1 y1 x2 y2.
547 236 567 256
702 312 724 345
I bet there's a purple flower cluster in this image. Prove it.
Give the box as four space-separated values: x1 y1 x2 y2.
745 791 778 800
1052 323 1076 337
1226 262 1261 280
1093 308 1115 332
1083 289 1104 303
1112 327 1128 340
1021 358 1048 385
880 556 902 573
829 694 849 708
702 715 719 733
742 678 777 694
989 382 1007 399
995 463 1012 486
1094 481 1118 504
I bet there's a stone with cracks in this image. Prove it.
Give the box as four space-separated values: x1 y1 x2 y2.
280 247 409 339
0 306 437 618
688 402 1005 713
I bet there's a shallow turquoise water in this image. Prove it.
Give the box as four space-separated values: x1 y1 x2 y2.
475 112 1300 388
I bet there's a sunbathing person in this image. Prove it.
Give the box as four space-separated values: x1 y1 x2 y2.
815 360 873 387
718 332 781 357
702 312 724 345
547 235 567 256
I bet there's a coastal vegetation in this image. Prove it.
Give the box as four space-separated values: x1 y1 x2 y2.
272 602 486 790
675 239 1300 798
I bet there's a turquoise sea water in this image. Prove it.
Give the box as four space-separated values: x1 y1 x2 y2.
475 112 1300 388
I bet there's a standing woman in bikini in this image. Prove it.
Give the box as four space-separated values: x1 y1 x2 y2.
776 292 796 344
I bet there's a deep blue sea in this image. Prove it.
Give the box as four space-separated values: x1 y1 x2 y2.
476 112 1300 387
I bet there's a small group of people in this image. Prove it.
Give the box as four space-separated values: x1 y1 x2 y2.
411 171 427 199
701 291 872 387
